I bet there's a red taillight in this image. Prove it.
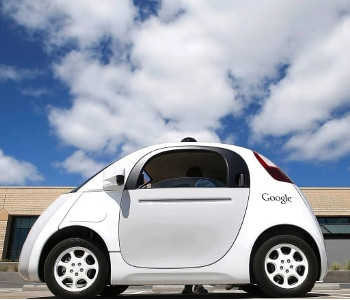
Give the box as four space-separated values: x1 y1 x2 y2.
253 152 293 184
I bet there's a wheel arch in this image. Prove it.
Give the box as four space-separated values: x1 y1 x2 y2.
249 225 321 283
38 226 110 282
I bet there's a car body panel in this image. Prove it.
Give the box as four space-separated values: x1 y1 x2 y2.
59 190 123 252
119 188 249 268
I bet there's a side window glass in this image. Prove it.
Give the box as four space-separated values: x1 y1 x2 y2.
137 170 152 188
136 150 227 189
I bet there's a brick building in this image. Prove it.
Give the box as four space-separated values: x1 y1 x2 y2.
0 187 72 260
0 186 349 264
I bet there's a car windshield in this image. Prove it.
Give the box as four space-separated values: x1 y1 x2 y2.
70 162 114 193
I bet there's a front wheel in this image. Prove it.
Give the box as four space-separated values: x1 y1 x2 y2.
253 235 318 298
44 238 109 298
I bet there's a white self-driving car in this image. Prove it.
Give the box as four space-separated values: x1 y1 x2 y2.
19 140 327 298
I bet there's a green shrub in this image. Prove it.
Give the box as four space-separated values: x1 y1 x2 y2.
330 262 342 270
344 260 350 271
0 263 18 272
0 266 8 272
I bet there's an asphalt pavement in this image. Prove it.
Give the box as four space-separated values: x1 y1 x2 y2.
1 272 350 299
0 272 28 289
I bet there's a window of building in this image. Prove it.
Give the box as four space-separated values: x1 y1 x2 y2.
317 217 350 236
317 217 350 224
6 216 38 261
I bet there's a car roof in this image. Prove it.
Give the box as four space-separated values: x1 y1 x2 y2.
138 141 249 153
76 141 252 192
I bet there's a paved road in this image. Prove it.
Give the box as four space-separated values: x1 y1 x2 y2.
1 286 350 299
1 273 350 299
0 272 28 289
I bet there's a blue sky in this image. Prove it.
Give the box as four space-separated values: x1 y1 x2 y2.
1 0 350 187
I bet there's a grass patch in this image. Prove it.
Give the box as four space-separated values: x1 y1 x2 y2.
344 260 350 271
330 262 342 270
0 266 8 272
0 264 18 272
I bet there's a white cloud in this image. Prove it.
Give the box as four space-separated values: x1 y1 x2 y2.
2 0 136 49
49 43 225 156
252 17 350 138
251 15 350 161
131 15 242 125
0 64 41 82
54 150 105 178
5 0 350 171
21 88 51 97
0 149 43 185
285 114 350 162
163 1 350 96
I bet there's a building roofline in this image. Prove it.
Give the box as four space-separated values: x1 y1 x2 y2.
300 187 350 190
0 186 75 189
1 186 350 189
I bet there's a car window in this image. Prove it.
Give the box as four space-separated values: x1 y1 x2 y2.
152 177 226 188
136 150 227 189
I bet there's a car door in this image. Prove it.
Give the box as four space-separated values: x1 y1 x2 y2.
119 146 250 269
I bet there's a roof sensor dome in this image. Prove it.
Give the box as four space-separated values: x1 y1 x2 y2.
181 137 197 142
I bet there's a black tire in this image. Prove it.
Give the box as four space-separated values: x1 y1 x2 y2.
44 238 109 298
253 235 318 298
99 285 128 298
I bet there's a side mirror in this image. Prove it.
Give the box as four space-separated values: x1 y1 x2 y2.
103 167 125 190
116 175 125 186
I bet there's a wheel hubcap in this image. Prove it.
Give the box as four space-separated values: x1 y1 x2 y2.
54 246 99 292
265 243 308 289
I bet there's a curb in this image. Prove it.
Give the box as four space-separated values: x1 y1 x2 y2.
313 283 340 290
340 283 350 289
22 284 49 292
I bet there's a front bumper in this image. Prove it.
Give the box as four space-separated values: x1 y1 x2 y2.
19 193 79 282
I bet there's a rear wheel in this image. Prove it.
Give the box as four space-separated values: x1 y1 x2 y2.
253 235 318 297
44 238 109 298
